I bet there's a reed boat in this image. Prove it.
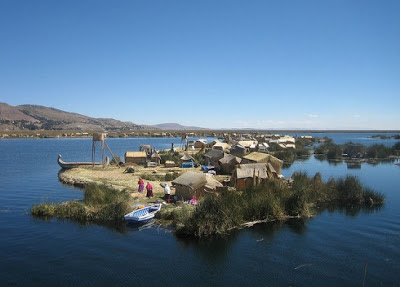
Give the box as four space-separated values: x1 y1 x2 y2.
57 154 109 169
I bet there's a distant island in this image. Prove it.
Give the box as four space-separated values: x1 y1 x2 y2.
152 123 205 130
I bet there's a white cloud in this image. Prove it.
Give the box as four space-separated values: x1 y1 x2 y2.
352 114 361 118
305 113 319 118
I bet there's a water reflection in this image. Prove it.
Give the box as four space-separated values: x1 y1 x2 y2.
314 154 326 162
327 159 343 166
319 204 384 217
176 231 239 263
285 218 309 235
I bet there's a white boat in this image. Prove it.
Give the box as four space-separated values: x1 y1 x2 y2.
124 204 162 223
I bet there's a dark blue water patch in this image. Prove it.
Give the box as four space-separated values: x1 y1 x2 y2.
0 137 399 286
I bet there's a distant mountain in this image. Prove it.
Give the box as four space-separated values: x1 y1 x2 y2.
0 103 151 131
152 123 206 130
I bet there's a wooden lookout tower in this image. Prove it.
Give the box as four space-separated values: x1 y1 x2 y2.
92 133 107 166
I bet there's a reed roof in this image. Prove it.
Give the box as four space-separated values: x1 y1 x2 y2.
125 151 147 158
219 154 241 165
172 171 222 190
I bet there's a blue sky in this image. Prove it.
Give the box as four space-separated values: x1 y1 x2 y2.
1 0 399 129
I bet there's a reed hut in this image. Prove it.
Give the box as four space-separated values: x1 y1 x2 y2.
125 151 147 165
212 142 232 153
204 149 224 167
218 154 242 174
241 152 283 175
180 152 195 168
230 144 247 156
231 163 269 190
172 171 223 200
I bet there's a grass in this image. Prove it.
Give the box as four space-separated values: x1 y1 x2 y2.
158 172 385 238
32 183 132 224
139 171 180 182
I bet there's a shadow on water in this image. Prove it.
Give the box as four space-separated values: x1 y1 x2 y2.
175 230 240 263
245 219 307 237
32 214 133 234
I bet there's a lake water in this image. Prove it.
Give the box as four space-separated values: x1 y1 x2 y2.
0 134 399 286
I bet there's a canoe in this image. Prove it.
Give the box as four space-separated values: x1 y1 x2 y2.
124 204 162 223
57 154 109 169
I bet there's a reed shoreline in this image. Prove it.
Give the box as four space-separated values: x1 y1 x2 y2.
33 165 386 238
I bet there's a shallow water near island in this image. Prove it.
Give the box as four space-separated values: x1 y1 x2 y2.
0 134 399 286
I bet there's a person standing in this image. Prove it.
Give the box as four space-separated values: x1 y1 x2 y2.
164 183 171 203
146 182 153 198
138 177 144 192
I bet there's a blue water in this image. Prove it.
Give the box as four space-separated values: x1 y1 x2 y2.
286 132 400 147
0 135 399 286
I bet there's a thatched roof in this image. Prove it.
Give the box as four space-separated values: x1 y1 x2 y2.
242 152 283 173
212 142 231 152
235 164 268 179
204 149 224 159
242 152 270 162
172 171 222 190
219 153 241 165
125 151 147 158
204 174 223 189
238 140 258 148
180 153 195 161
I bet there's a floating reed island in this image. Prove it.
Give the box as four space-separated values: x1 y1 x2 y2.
32 133 390 238
32 168 385 238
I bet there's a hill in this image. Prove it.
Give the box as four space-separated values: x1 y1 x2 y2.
0 103 149 131
152 123 205 130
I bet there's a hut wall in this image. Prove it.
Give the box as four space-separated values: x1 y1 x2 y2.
174 185 205 200
235 178 253 190
125 156 147 165
220 163 235 174
235 178 264 190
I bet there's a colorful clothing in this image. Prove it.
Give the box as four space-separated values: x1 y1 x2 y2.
146 183 153 198
138 179 144 192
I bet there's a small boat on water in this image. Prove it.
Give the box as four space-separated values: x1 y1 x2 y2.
124 204 162 223
57 154 109 169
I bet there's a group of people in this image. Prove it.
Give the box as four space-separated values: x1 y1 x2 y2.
137 177 171 202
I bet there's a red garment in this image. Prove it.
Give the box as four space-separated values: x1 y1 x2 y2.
138 179 144 185
146 183 153 198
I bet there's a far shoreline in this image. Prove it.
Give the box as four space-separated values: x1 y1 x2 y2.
1 129 400 140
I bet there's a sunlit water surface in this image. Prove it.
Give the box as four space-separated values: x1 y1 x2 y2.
0 135 399 286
